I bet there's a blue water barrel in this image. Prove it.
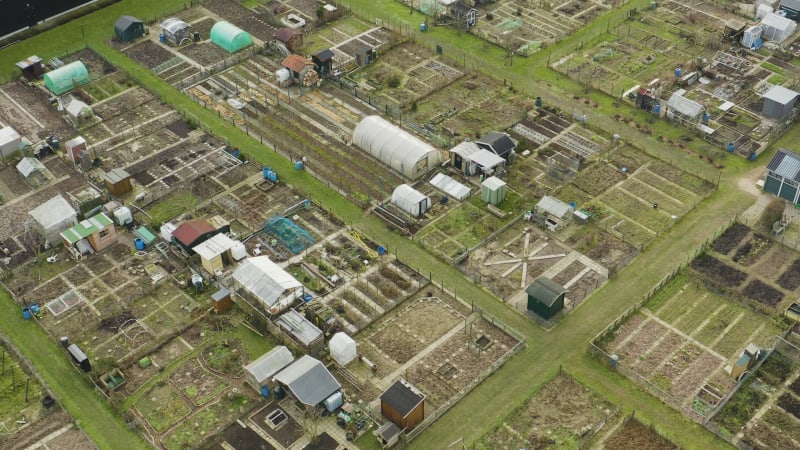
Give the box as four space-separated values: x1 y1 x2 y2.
727 143 735 153
377 245 387 256
274 386 285 399
420 23 427 32
653 103 661 115
303 294 313 303
750 151 757 161
30 303 40 314
675 67 682 77
702 112 710 124
621 167 628 173
260 386 270 397
295 161 304 170
159 34 166 43
266 171 278 183
568 201 577 209
535 96 542 107
22 308 31 320
263 167 271 179
134 238 145 250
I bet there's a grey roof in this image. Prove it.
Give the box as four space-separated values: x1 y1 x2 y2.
276 309 322 347
449 140 481 158
232 256 302 308
477 131 516 156
211 288 230 302
273 355 341 407
526 277 566 307
245 346 294 384
764 85 799 105
161 18 190 35
312 48 334 61
16 157 45 178
114 15 143 31
768 148 800 182
536 195 572 218
30 195 77 229
376 422 402 440
380 379 425 417
103 168 130 184
667 91 704 118
783 0 800 10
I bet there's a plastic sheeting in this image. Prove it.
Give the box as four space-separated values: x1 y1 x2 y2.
210 21 253 53
391 184 430 217
429 173 470 201
44 61 90 95
352 115 441 179
329 332 357 366
232 256 302 310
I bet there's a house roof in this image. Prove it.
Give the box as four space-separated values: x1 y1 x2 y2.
232 256 302 308
30 195 77 229
274 27 301 42
276 309 322 347
764 85 799 105
536 195 572 218
381 379 425 417
273 355 341 407
312 48 334 62
103 168 130 185
282 54 314 73
193 233 235 261
114 15 143 31
60 213 113 244
172 219 215 246
526 277 566 307
16 157 45 177
245 346 294 384
477 131 516 156
666 90 703 118
768 148 800 182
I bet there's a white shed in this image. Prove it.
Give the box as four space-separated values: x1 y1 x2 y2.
761 12 796 42
231 256 303 314
29 195 78 245
329 332 357 366
391 184 431 217
352 115 442 180
0 127 21 158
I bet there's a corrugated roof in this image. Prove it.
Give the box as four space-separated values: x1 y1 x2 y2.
312 48 334 61
768 148 800 182
380 379 425 417
245 346 294 384
764 85 799 105
273 355 340 406
15 55 42 69
114 15 142 31
61 213 113 244
232 256 302 308
667 91 704 118
783 0 800 10
16 157 44 177
526 277 566 307
276 309 322 347
282 55 313 73
172 219 215 246
193 233 235 260
103 168 130 184
536 195 572 218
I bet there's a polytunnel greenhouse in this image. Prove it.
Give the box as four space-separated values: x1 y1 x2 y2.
210 21 253 53
44 61 90 95
351 115 442 180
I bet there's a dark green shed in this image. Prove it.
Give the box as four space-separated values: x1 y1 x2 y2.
764 148 800 206
526 277 566 320
114 16 144 42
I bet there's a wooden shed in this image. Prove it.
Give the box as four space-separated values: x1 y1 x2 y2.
526 276 566 320
211 287 233 313
380 379 425 431
103 168 132 197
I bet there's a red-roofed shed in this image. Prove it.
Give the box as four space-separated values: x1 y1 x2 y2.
172 219 218 254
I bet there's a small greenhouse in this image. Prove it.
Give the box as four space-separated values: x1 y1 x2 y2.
352 115 442 180
44 61 90 95
329 332 357 366
210 21 253 53
391 184 430 217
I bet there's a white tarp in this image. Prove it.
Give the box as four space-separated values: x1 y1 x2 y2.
29 195 78 244
391 184 430 217
430 173 470 201
16 157 44 177
329 332 357 366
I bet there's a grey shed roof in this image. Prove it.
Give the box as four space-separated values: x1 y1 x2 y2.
114 15 143 31
381 379 425 417
477 131 516 155
783 0 800 9
764 85 799 105
667 91 703 118
232 256 302 308
245 346 294 385
273 355 341 407
103 168 130 184
526 277 566 307
29 195 77 229
536 195 572 219
312 48 334 61
276 309 322 347
768 148 800 182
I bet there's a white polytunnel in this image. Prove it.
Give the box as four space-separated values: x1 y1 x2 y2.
351 115 442 180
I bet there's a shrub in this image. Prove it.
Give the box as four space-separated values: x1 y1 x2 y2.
387 73 401 88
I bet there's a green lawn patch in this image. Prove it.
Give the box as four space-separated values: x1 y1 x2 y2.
146 190 198 225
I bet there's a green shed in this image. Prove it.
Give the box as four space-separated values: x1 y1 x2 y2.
114 16 144 42
210 21 253 53
44 61 90 95
526 277 566 320
481 176 507 206
764 148 800 206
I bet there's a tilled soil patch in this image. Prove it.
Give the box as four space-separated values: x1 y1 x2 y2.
690 254 747 287
741 279 784 307
711 222 750 255
124 40 177 69
777 259 800 290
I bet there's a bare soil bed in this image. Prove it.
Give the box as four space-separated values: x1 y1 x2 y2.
180 42 229 67
124 40 178 69
741 279 784 307
603 417 678 449
732 234 772 267
0 81 73 140
690 254 747 287
712 222 750 255
777 259 800 290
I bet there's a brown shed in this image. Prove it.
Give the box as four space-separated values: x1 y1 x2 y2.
16 56 44 80
274 28 303 53
380 379 425 431
211 287 233 313
103 168 132 197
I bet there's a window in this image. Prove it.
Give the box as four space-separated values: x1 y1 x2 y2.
99 229 109 238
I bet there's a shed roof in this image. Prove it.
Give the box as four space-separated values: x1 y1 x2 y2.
161 18 190 34
526 277 566 307
172 219 215 246
114 15 143 31
667 90 703 118
15 55 42 70
536 195 572 218
135 226 157 244
768 148 800 182
103 168 130 185
65 136 86 149
245 346 294 385
0 126 20 145
61 213 113 244
275 28 301 42
232 256 302 308
783 0 800 10
16 157 45 177
30 195 77 229
376 422 402 441
312 48 334 61
276 309 322 347
477 131 515 155
764 84 799 105
380 379 425 417
193 233 235 260
470 149 505 168
481 176 506 190
449 140 481 158
282 54 314 73
273 355 341 407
